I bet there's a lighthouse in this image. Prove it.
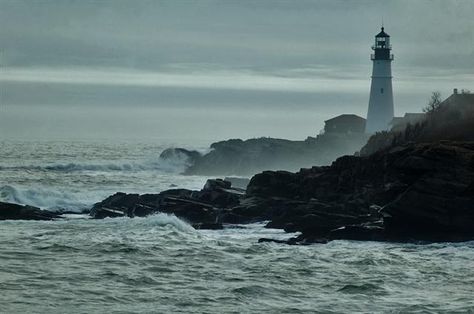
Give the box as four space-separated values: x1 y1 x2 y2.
365 27 394 134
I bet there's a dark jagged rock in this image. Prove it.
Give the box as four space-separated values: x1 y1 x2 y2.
247 141 474 243
90 179 244 229
224 177 250 189
329 223 385 241
381 145 474 240
203 178 231 190
0 202 61 220
258 238 303 245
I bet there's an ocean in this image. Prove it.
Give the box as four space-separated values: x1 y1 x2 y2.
1 139 474 313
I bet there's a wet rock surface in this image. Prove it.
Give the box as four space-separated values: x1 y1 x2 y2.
90 179 246 229
0 202 61 220
93 141 474 243
248 141 474 243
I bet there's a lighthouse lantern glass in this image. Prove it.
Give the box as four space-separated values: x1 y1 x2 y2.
376 37 389 49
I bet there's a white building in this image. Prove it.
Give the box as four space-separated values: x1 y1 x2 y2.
365 27 395 134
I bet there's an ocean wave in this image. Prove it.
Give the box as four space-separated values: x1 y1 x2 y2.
0 185 95 212
1 154 191 174
337 283 387 295
126 213 196 233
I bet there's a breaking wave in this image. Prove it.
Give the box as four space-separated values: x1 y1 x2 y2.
2 155 191 174
120 213 196 233
0 185 98 212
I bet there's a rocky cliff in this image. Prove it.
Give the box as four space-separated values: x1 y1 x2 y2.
248 141 474 243
160 133 369 176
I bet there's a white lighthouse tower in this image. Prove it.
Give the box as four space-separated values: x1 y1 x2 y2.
365 27 394 133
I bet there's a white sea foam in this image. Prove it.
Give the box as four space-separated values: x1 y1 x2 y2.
4 155 191 174
0 185 98 212
46 156 190 173
127 213 196 233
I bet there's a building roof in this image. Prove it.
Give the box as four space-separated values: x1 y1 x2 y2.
325 114 366 123
444 92 474 107
375 27 390 38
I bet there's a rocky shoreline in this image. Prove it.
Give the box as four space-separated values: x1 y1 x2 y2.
4 141 472 245
0 202 62 220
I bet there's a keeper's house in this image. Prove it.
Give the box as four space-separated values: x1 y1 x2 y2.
324 114 366 134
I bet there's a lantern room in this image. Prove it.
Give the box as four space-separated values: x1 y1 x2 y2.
375 27 390 48
371 27 393 60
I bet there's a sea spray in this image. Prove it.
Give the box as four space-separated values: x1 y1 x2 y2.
1 156 191 174
0 185 96 212
0 141 208 211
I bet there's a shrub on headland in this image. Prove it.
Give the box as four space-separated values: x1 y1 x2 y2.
361 90 474 156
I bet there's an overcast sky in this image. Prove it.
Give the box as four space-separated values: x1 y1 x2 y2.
1 0 473 142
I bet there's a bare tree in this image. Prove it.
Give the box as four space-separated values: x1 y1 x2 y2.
423 91 442 114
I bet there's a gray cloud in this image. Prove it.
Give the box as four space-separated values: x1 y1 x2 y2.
1 0 473 141
2 0 473 69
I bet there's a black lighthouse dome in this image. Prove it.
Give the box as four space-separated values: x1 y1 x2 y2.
376 27 390 38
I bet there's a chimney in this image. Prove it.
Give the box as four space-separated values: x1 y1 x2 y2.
453 88 458 95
